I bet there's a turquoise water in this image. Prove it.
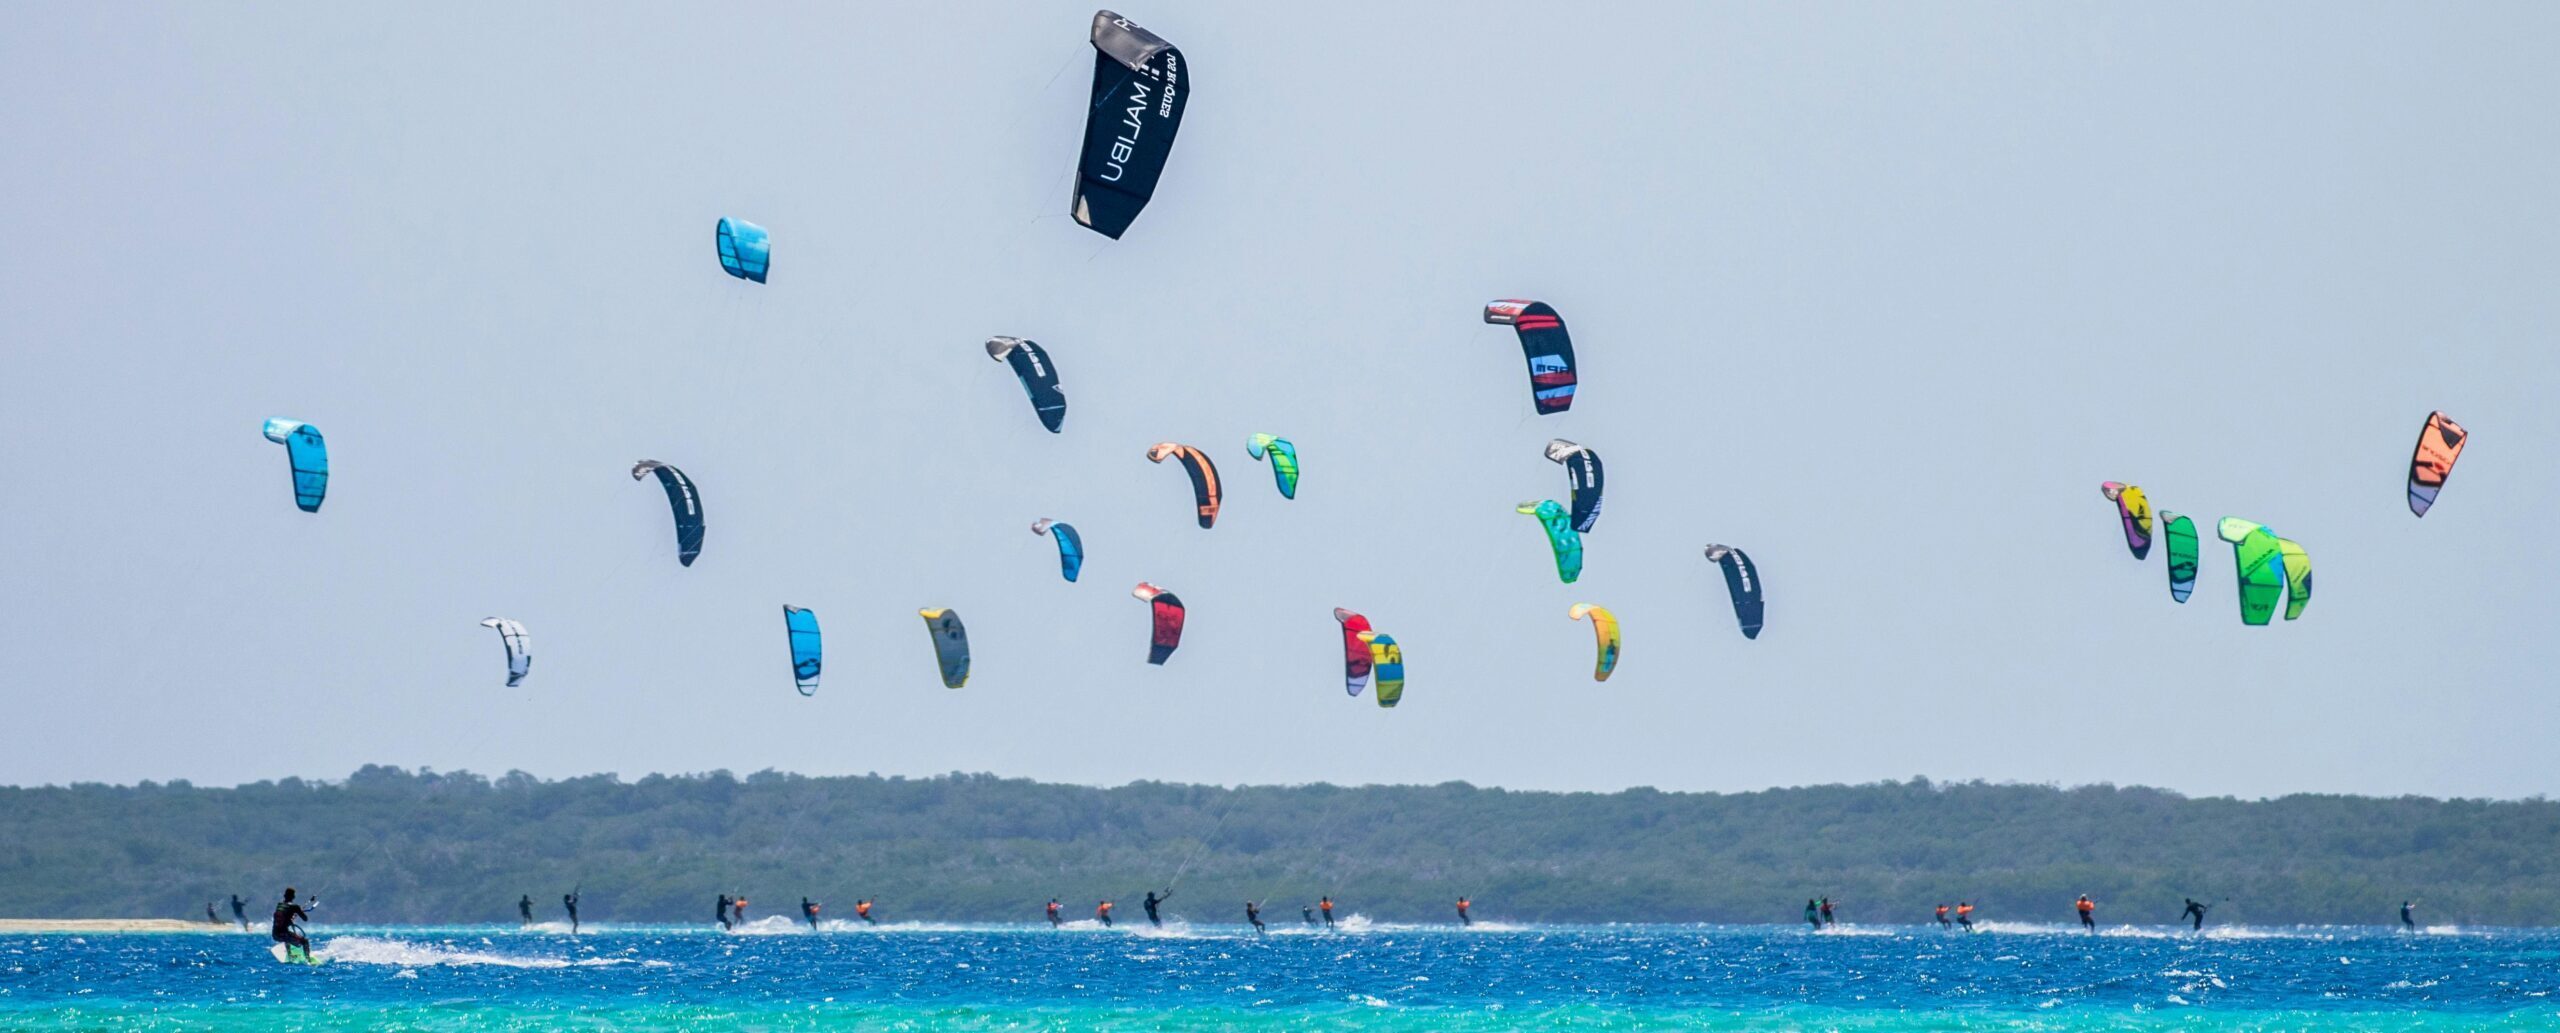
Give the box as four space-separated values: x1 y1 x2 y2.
4 917 2555 1030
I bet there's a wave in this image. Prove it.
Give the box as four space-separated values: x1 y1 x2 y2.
315 935 634 969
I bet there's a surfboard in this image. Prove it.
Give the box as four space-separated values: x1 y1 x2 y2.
269 943 325 966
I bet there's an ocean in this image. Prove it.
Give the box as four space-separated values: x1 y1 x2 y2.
3 917 2554 1030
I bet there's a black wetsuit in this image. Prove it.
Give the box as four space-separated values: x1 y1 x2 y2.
1457 901 1472 926
563 893 580 934
2079 901 2096 931
1320 900 1335 929
206 903 219 925
1805 902 1821 930
717 895 733 931
1047 902 1062 927
801 898 820 930
1301 907 1315 926
1936 908 1950 928
1820 899 1835 926
1246 903 1265 933
271 899 312 956
518 896 533 924
1143 891 1169 928
2400 903 2416 930
230 895 248 931
2182 900 2208 931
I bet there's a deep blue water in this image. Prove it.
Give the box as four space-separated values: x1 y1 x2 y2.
4 917 2557 1029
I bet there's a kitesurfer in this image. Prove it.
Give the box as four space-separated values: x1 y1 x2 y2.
1143 890 1172 927
206 902 219 925
1246 901 1265 934
563 891 580 934
732 897 750 924
1300 905 1315 926
1956 902 1975 931
801 897 821 930
270 888 315 960
1819 897 1836 926
1935 904 1950 928
230 894 249 931
716 894 734 931
1457 897 1472 926
1047 899 1063 927
2076 895 2096 932
1804 900 1820 930
855 899 876 925
2181 898 2210 931
1320 897 1336 929
517 894 533 925
2401 901 2417 931
1097 900 1114 927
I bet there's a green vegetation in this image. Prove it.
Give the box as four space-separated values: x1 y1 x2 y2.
2 768 2555 926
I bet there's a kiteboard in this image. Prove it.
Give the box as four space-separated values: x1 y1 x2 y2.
269 943 325 966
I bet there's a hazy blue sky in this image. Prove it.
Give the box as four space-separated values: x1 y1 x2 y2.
3 2 2554 799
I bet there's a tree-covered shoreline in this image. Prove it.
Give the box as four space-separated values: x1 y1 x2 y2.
3 767 2552 927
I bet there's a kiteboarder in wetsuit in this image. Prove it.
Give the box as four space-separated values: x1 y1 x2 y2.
2077 895 2096 932
518 894 533 925
270 888 314 960
1819 897 1836 926
1457 897 1472 926
1804 900 1821 930
1143 890 1172 927
230 894 249 931
801 897 821 930
716 894 733 931
206 902 219 925
855 899 876 925
1300 905 1315 926
1246 901 1265 934
1935 904 1950 928
2181 898 2210 931
1096 900 1114 927
1047 899 1063 927
1956 902 1975 931
2401 901 2417 930
563 891 580 934
1320 897 1335 929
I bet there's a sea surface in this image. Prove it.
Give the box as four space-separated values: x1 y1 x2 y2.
3 916 2555 1030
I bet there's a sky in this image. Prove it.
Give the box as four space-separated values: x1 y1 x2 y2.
1 2 2554 800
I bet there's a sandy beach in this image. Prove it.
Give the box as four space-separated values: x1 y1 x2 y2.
0 919 242 933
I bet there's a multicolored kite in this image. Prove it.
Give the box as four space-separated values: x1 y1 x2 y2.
2099 482 2153 560
1517 500 1583 584
1483 300 1577 414
2407 411 2467 517
1568 603 1621 682
2216 518 2286 627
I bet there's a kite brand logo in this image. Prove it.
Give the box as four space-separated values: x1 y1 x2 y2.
1529 355 1568 375
1101 80 1152 182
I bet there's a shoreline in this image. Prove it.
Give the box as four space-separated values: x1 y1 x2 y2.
0 919 247 934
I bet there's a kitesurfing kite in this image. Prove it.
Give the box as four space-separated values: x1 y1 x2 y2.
2276 538 2312 621
260 418 328 513
631 461 705 566
986 337 1066 433
1032 518 1083 582
715 217 769 283
1483 300 1577 414
1568 603 1621 682
1363 632 1404 708
2099 482 2153 560
1246 434 1299 499
1132 582 1186 665
1545 440 1604 532
1701 544 1764 639
1331 607 1373 697
2407 411 2467 517
2160 512 2199 604
918 608 971 688
783 605 822 696
1146 443 1221 528
479 618 531 687
1073 11 1188 239
2216 518 2286 627
1517 500 1583 583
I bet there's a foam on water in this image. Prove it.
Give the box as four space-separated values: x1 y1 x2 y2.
315 935 633 969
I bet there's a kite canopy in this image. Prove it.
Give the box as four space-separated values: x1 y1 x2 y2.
1146 443 1222 528
1132 582 1186 665
1331 607 1374 697
1544 440 1604 533
1702 544 1764 639
631 461 705 566
1246 434 1299 499
1483 300 1577 414
1073 10 1188 238
918 608 971 688
2407 411 2467 517
987 337 1066 433
782 606 822 696
2160 512 2199 604
479 618 531 687
2099 482 2154 560
2276 538 2312 621
2217 518 2286 627
715 218 769 283
1032 518 1084 582
1516 500 1583 584
1363 631 1405 708
260 418 329 513
1568 603 1621 682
